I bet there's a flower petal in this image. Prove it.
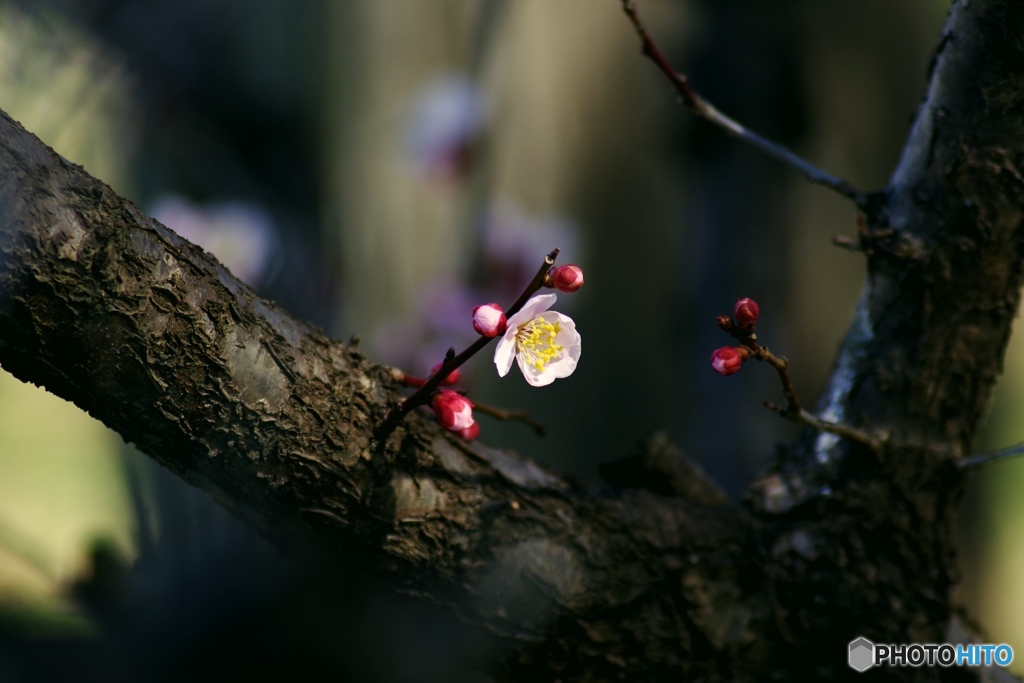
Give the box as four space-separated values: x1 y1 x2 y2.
494 327 518 377
504 293 557 330
517 352 556 386
548 312 581 374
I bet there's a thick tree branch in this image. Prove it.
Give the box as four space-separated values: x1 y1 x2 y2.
0 0 1022 680
809 0 1024 470
0 109 748 680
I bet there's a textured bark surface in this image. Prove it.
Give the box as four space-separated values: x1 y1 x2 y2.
0 0 1023 680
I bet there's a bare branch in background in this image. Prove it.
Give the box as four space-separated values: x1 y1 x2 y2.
620 0 869 207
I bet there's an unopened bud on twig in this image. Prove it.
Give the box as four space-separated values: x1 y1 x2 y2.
430 362 460 386
549 264 584 293
458 422 480 441
432 390 475 431
733 298 760 330
711 346 751 376
472 303 508 338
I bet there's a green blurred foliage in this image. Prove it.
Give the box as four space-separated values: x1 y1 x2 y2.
0 2 136 631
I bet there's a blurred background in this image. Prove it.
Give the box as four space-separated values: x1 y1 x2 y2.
0 0 1016 680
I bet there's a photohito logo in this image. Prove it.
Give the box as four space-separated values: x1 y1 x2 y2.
849 637 1013 672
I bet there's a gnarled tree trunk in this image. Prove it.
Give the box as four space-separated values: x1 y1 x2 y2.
0 0 1021 680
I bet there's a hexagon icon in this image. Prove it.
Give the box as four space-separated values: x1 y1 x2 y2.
849 637 875 672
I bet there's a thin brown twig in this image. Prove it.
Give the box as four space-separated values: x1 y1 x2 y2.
755 344 878 448
473 401 546 437
388 249 560 421
718 315 879 449
756 346 801 412
620 0 868 207
388 369 547 437
831 235 864 252
958 441 1024 469
764 402 881 450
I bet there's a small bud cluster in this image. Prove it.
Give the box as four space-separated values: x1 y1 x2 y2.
394 256 585 439
710 297 760 376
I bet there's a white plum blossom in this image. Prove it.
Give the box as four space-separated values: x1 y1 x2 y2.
150 195 277 286
494 293 581 387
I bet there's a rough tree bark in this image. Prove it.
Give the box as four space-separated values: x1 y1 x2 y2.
0 1 1022 680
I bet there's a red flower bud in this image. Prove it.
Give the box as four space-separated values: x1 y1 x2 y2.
733 298 760 329
550 264 584 293
711 346 750 376
430 362 460 386
472 303 507 338
458 422 480 441
432 390 475 431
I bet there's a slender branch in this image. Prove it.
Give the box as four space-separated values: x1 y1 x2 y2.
619 0 868 207
390 368 547 436
753 343 879 448
764 402 882 450
389 249 559 420
755 346 801 412
473 401 546 437
831 235 864 252
717 315 880 449
958 441 1024 469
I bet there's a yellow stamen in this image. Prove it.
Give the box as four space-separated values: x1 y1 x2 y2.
515 315 564 372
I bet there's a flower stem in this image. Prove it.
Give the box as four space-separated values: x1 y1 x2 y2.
473 401 546 437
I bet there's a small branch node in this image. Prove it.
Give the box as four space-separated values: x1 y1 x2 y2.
764 402 881 451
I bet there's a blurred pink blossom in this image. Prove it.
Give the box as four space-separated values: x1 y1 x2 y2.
479 203 580 300
150 195 277 286
405 74 485 182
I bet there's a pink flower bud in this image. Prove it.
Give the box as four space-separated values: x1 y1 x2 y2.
711 346 749 376
550 264 584 293
432 390 475 431
458 422 480 441
733 298 760 329
473 303 507 338
430 362 461 386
